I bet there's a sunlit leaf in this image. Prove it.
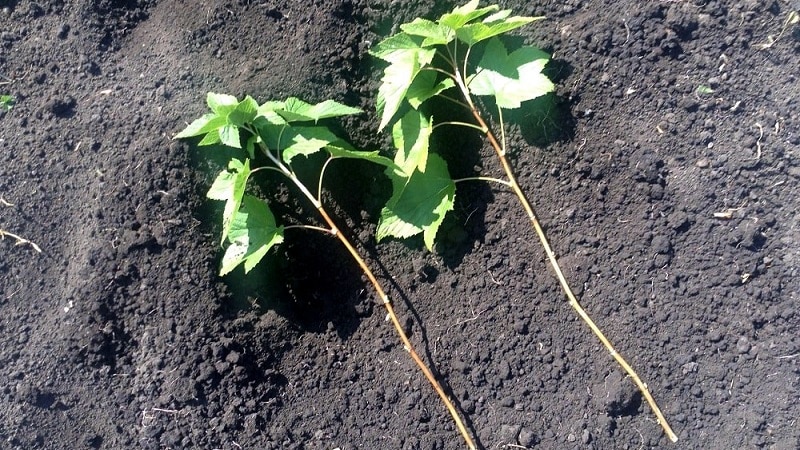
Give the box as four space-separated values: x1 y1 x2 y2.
369 32 425 62
456 15 541 46
438 0 498 29
277 97 362 123
227 95 259 127
207 159 251 245
392 109 432 175
218 124 241 148
371 33 437 130
400 18 454 46
198 128 222 146
470 38 555 109
377 154 455 250
220 195 285 276
281 126 346 163
174 113 226 139
206 92 239 116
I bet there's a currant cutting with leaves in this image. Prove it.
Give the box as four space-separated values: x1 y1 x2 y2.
175 93 477 449
371 0 678 444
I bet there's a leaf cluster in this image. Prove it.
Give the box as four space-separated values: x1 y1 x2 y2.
369 0 555 249
176 93 394 275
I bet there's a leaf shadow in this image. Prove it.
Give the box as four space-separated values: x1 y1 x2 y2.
186 138 368 339
362 241 486 450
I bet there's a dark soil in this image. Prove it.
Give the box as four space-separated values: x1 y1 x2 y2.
2 1 799 449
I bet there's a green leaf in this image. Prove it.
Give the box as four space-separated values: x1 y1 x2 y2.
326 146 397 169
220 195 285 276
369 32 425 62
277 97 362 123
470 38 555 109
371 32 437 130
207 92 239 116
438 0 499 30
227 95 259 127
0 95 14 111
174 113 227 140
455 15 542 46
281 126 346 164
392 110 432 175
406 71 455 109
218 124 241 148
257 101 288 123
207 159 251 245
400 18 454 46
377 154 455 250
198 128 222 146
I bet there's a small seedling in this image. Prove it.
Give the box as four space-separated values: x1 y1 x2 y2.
175 94 473 447
0 95 15 112
696 85 714 95
371 0 677 444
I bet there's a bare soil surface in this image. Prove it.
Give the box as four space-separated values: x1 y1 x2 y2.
1 1 799 449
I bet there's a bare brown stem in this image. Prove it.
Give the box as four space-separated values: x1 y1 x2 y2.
315 206 477 449
469 109 678 443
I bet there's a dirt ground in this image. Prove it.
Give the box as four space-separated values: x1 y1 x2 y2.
1 0 798 449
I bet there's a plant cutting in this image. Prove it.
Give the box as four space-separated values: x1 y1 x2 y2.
370 0 678 443
175 94 477 448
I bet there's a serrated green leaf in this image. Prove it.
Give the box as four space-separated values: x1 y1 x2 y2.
370 32 438 129
406 71 456 109
207 159 251 245
484 9 513 22
392 110 432 175
438 0 498 29
373 41 437 130
281 126 345 163
218 124 241 148
326 146 398 169
277 97 362 123
470 38 555 109
207 92 239 116
400 18 454 46
198 128 222 146
227 95 259 127
257 100 286 118
369 32 425 62
174 113 227 139
377 153 455 250
220 195 285 276
455 15 541 45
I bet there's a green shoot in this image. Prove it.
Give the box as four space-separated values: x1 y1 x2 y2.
175 93 474 448
0 95 15 112
371 0 678 444
695 85 714 95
